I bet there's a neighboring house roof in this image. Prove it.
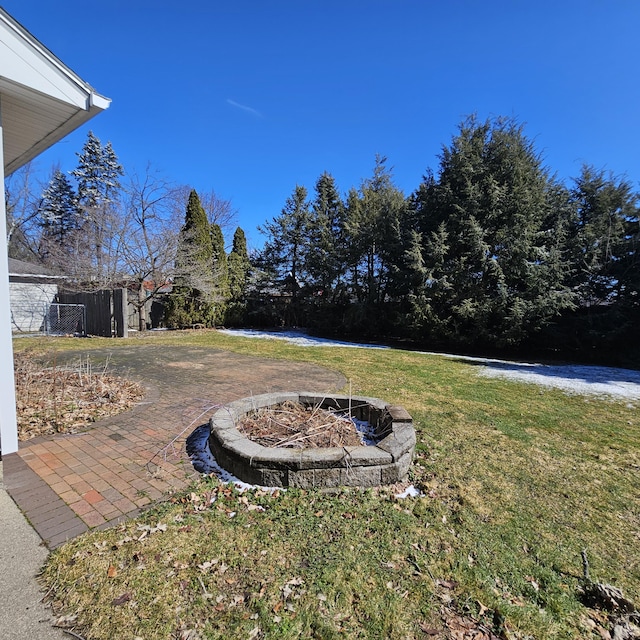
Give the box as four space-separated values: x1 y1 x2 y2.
8 257 63 278
0 7 110 174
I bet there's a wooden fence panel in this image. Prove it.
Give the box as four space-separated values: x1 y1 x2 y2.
57 288 128 337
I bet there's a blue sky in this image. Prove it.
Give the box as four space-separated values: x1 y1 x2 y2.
4 1 640 250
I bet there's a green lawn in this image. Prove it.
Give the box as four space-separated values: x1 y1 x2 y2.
18 331 639 639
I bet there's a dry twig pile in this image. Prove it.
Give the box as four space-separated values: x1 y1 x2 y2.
237 400 364 448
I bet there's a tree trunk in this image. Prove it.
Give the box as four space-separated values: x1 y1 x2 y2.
138 285 147 331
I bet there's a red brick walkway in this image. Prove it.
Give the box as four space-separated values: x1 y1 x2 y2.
5 345 345 548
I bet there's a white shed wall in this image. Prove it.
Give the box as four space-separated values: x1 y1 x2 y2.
9 282 58 333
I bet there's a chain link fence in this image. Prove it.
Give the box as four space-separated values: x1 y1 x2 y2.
45 303 86 336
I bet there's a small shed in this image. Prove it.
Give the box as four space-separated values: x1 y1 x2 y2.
8 257 66 333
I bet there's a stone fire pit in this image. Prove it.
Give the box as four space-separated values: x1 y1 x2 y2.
208 392 415 488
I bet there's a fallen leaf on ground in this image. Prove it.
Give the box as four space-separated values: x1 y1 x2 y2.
112 592 132 606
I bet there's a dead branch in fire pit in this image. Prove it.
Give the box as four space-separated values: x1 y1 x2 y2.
236 400 364 448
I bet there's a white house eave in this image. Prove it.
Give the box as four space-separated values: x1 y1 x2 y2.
0 6 111 174
90 92 111 110
9 273 67 279
0 8 108 109
2 92 108 174
0 6 110 455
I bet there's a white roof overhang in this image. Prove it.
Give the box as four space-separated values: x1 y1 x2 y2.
0 7 110 174
0 7 110 456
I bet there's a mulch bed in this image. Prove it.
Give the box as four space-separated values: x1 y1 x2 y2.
14 350 144 440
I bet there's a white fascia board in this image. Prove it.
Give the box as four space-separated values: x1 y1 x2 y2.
90 92 111 111
0 9 108 109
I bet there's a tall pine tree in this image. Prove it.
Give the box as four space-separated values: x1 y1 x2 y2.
71 131 124 282
37 169 80 268
342 157 408 336
210 222 229 325
257 185 310 325
568 166 639 307
165 189 217 327
305 172 346 301
412 116 574 346
226 226 250 324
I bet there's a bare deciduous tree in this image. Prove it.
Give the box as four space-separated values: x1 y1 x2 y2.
122 165 181 330
174 184 237 237
4 162 42 259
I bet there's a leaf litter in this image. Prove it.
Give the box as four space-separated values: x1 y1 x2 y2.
14 350 144 439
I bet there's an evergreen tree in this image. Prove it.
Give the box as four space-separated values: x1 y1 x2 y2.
568 166 639 307
412 116 574 346
71 131 124 280
226 226 251 324
210 222 228 324
258 185 310 325
548 166 640 358
37 169 80 267
305 172 346 301
344 156 407 306
165 189 217 327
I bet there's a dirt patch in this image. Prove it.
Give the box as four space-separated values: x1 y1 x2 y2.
237 400 363 448
165 361 207 370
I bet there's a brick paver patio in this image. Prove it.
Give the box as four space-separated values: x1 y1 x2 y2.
4 344 345 548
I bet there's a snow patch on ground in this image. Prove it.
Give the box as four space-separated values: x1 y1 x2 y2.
220 329 640 402
185 423 281 492
218 328 389 349
427 352 640 402
477 360 640 402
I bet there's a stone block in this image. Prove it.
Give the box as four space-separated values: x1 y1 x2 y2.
379 460 400 485
396 449 414 478
387 405 412 422
252 392 300 409
297 448 349 470
342 446 393 467
393 422 416 448
249 447 301 471
257 468 288 488
233 463 262 486
341 465 382 487
377 423 416 461
380 450 413 485
225 438 266 461
287 469 316 489
210 411 236 430
298 393 327 407
376 434 403 461
314 467 343 487
210 425 244 448
227 399 259 417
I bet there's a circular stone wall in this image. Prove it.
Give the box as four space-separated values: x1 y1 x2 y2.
208 392 415 488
